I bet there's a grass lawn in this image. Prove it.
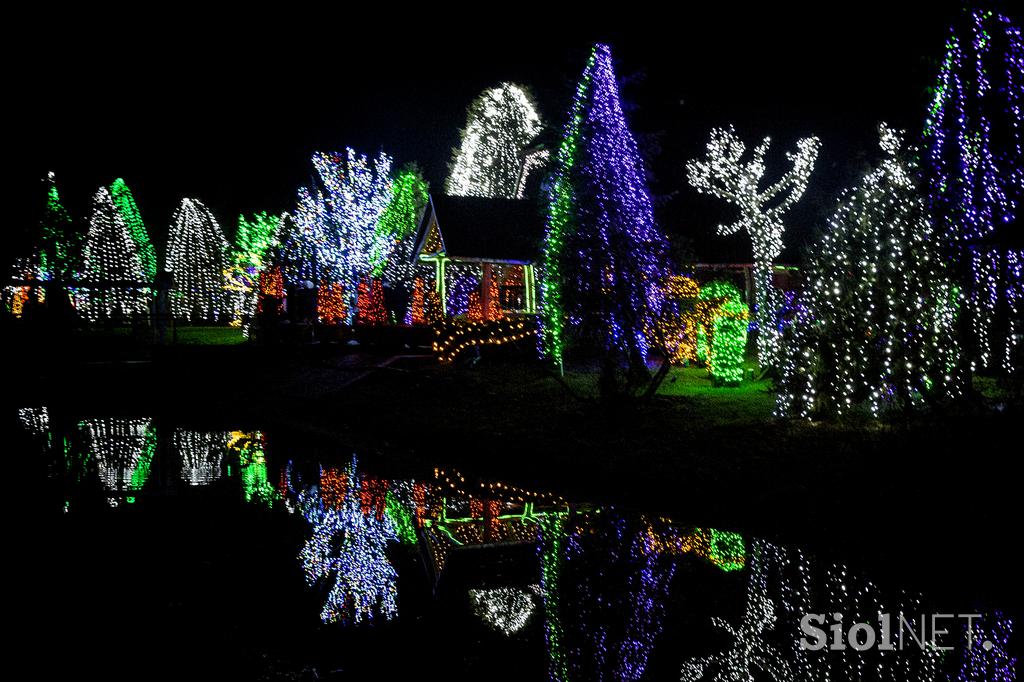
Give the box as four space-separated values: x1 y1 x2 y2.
172 325 246 345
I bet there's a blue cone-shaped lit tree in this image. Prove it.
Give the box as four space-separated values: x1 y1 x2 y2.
540 43 669 398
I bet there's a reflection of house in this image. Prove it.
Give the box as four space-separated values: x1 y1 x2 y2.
412 195 546 317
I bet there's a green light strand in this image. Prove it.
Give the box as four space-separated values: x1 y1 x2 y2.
538 512 570 682
540 48 597 365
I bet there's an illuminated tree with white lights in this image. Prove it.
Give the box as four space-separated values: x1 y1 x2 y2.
82 186 149 321
166 198 229 321
776 124 961 418
294 148 393 319
446 82 544 198
687 126 820 368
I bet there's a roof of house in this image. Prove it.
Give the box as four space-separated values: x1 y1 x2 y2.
413 194 547 264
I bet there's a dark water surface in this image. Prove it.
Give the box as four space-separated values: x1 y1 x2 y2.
11 406 1017 680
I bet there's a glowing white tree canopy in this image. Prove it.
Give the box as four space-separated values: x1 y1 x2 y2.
776 124 961 418
446 83 544 198
293 148 393 316
83 186 149 321
166 197 229 321
687 126 820 367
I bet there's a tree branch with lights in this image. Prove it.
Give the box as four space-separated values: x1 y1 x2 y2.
687 126 820 368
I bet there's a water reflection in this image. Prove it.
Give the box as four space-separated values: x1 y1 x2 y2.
176 428 227 486
18 406 1016 680
80 417 156 506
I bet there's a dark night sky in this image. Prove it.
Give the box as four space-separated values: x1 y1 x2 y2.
7 3 981 266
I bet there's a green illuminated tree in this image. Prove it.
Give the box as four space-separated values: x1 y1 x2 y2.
110 178 157 282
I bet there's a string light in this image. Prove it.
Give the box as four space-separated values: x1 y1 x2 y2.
446 83 543 199
166 197 229 321
434 318 537 363
408 277 426 325
686 126 820 368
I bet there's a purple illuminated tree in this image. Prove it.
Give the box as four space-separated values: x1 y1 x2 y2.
540 43 669 397
924 9 1024 376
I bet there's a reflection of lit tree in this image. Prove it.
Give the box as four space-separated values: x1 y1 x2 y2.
175 429 227 486
955 611 1016 682
298 457 399 625
544 511 676 681
469 586 541 635
680 541 793 682
79 418 156 506
227 431 277 505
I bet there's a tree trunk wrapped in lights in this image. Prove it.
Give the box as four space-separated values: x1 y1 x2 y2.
687 127 820 369
777 124 962 418
166 198 229 322
540 43 670 396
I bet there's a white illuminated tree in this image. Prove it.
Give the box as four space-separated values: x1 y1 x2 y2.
166 198 229 321
294 148 393 319
776 124 962 418
687 126 820 367
446 83 544 198
82 186 149 321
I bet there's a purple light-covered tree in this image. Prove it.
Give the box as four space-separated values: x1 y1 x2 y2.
924 9 1024 377
540 43 670 398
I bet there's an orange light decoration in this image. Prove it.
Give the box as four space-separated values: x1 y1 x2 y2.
434 318 537 363
413 482 427 527
317 281 347 324
433 467 568 507
425 289 444 325
360 475 389 520
653 275 702 364
356 277 387 325
409 277 426 325
320 467 349 509
256 265 285 313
